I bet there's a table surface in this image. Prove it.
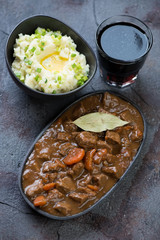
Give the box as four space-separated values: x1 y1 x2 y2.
1 0 160 239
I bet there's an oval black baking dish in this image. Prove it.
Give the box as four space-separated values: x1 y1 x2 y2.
5 15 97 99
19 90 146 220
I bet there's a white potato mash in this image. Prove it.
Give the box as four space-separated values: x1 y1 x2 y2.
12 27 89 94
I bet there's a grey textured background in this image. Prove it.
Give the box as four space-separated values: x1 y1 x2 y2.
0 0 160 239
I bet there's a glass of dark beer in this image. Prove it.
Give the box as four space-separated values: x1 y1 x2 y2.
96 15 153 87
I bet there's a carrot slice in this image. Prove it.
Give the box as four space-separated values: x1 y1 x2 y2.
84 149 96 171
33 195 47 207
63 148 85 165
87 184 99 191
43 182 56 191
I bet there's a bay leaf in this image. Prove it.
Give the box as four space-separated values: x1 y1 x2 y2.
73 112 128 132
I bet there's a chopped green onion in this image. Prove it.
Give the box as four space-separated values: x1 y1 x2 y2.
41 41 45 46
24 57 32 65
45 79 48 83
72 63 77 68
36 68 42 73
75 74 83 80
47 28 51 32
52 90 57 94
15 73 21 78
35 28 40 34
77 79 84 86
41 87 44 92
41 29 46 36
83 76 88 81
71 53 76 57
25 46 29 52
20 76 24 82
35 75 41 82
77 76 88 87
28 60 32 65
77 64 82 70
30 47 36 52
58 35 62 40
40 47 44 51
25 53 29 58
58 76 61 81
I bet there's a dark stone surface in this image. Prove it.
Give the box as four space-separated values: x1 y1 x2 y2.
0 0 160 239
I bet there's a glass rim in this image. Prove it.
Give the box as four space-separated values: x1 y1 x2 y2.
95 15 153 64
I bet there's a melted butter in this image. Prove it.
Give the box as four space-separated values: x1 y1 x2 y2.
41 53 67 72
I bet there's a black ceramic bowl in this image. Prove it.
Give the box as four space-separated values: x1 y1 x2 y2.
19 90 146 220
5 15 97 99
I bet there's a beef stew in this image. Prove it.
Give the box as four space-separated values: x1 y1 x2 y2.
21 92 144 218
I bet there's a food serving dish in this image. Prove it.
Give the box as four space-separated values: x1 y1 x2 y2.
19 90 146 220
5 15 97 99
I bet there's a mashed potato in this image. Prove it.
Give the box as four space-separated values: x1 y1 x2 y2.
12 27 89 94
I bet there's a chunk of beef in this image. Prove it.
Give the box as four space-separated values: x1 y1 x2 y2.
130 127 143 142
63 121 78 132
102 166 119 179
56 176 76 193
59 142 76 156
98 107 110 114
54 201 71 215
57 171 67 179
78 174 92 187
93 149 107 165
23 169 38 182
105 153 118 164
71 162 84 178
37 148 52 160
57 132 72 142
71 132 79 140
120 110 133 122
43 161 56 173
77 187 96 197
92 166 101 175
92 173 108 186
97 140 113 153
25 179 43 197
105 131 121 145
48 173 57 182
34 141 52 160
72 102 86 119
42 159 66 173
103 92 120 110
75 131 98 149
47 189 64 202
69 192 88 204
67 168 74 177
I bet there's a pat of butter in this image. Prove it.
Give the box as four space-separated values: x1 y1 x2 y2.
41 53 67 72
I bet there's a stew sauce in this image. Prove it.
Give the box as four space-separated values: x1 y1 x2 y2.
22 92 144 217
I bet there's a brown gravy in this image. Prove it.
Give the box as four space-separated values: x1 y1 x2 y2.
22 92 144 217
